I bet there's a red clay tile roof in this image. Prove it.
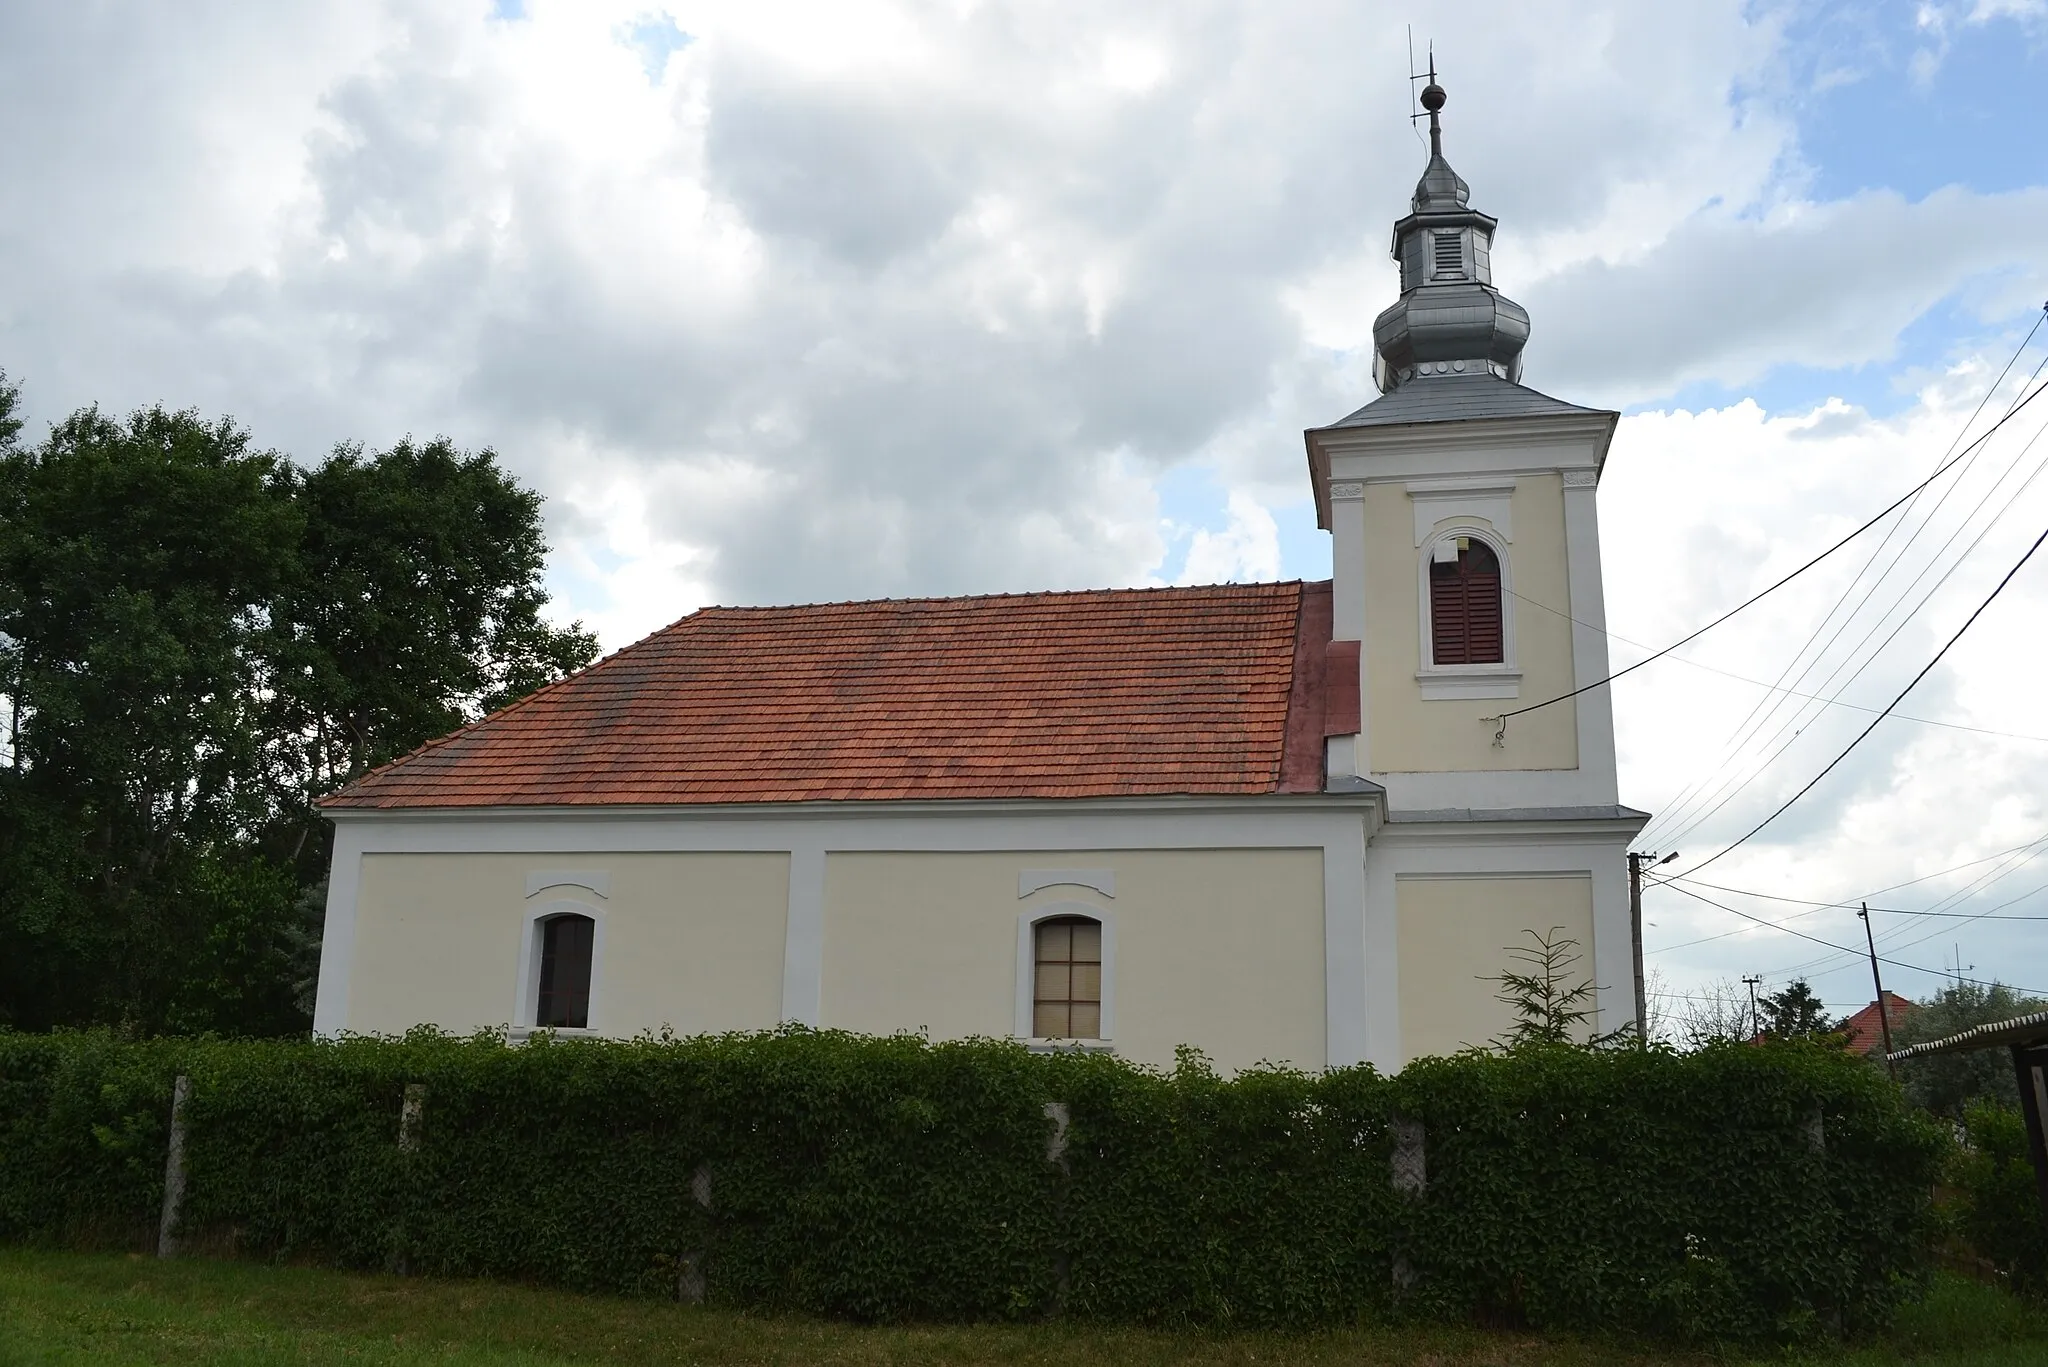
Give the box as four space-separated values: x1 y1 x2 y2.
1840 993 1916 1056
324 581 1337 809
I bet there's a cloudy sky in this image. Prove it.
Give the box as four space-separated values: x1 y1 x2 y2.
4 0 2046 1023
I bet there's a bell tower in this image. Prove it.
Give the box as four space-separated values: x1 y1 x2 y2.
1303 78 1650 1062
1303 78 1633 815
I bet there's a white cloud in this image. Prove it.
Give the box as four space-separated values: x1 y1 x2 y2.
1604 360 2048 1005
1175 490 1280 586
3 0 2046 1003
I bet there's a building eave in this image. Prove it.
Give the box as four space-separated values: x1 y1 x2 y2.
324 789 1387 826
1307 408 1620 530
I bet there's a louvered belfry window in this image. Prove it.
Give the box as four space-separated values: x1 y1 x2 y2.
1432 231 1462 277
536 914 595 1028
1430 538 1504 665
1034 916 1102 1039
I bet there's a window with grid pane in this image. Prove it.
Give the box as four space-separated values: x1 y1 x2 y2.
536 913 594 1028
1033 916 1102 1039
1429 538 1504 665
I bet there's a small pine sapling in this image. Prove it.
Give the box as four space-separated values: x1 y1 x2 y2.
1486 926 1605 1048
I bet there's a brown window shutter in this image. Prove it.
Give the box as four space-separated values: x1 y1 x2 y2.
1430 560 1467 664
1466 566 1503 663
1429 543 1504 667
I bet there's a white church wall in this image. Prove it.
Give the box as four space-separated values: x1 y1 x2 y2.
1363 813 1642 1064
818 848 1327 1074
343 851 789 1037
1393 872 1596 1060
313 798 1378 1068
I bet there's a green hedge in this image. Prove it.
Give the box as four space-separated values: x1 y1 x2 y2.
1950 1101 2048 1293
0 1028 1943 1342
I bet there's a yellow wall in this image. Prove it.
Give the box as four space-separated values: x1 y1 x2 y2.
1363 474 1579 772
821 849 1327 1073
1395 874 1596 1061
348 852 789 1036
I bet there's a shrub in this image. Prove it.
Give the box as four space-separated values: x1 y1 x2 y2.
0 1028 1944 1342
1950 1100 2048 1293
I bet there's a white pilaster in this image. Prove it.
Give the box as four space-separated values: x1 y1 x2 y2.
1328 480 1370 776
1360 841 1403 1071
311 822 367 1037
779 840 827 1025
1562 475 1619 804
1322 818 1372 1068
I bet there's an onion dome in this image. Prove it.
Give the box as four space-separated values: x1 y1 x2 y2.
1371 81 1530 392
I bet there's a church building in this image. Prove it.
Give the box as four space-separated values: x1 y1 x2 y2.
312 87 1649 1073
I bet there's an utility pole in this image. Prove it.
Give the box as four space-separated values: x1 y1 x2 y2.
1858 902 1896 1079
1742 975 1762 1041
1628 850 1678 1046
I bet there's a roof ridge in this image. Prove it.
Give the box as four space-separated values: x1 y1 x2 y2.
693 579 1315 615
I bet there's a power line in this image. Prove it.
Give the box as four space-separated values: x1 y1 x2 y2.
1646 866 2048 956
1645 877 2048 997
1675 517 2048 879
1642 331 2048 846
1641 329 2048 848
1734 824 2048 979
1862 834 2048 898
1503 585 2048 744
1488 321 2048 739
1662 876 2048 920
1642 833 2048 957
1645 407 2048 852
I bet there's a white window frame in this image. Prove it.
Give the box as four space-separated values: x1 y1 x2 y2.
1415 519 1521 700
512 898 608 1038
1015 901 1117 1052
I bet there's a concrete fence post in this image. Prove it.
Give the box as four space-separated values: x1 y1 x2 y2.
156 1074 191 1259
1804 1101 1826 1154
1043 1101 1071 1167
399 1084 426 1152
1389 1112 1425 1292
679 1164 712 1305
1044 1101 1073 1308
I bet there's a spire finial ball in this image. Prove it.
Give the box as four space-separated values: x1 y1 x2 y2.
1419 82 1445 113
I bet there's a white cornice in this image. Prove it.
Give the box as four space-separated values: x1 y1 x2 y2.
325 791 1385 824
1306 409 1617 529
1374 810 1649 848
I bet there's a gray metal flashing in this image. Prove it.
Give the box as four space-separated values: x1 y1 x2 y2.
1387 804 1651 824
1886 1009 2048 1061
1317 372 1611 431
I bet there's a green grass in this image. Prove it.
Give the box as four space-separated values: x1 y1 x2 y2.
0 1248 2044 1367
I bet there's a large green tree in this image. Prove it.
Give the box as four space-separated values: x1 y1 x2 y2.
0 401 302 1032
1892 980 2048 1117
1760 979 1832 1040
0 379 597 1035
263 438 597 874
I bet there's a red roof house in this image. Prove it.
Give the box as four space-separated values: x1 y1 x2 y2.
1839 993 1916 1056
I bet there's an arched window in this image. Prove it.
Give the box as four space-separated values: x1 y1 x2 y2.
536 913 595 1028
1429 537 1504 665
1033 916 1102 1039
